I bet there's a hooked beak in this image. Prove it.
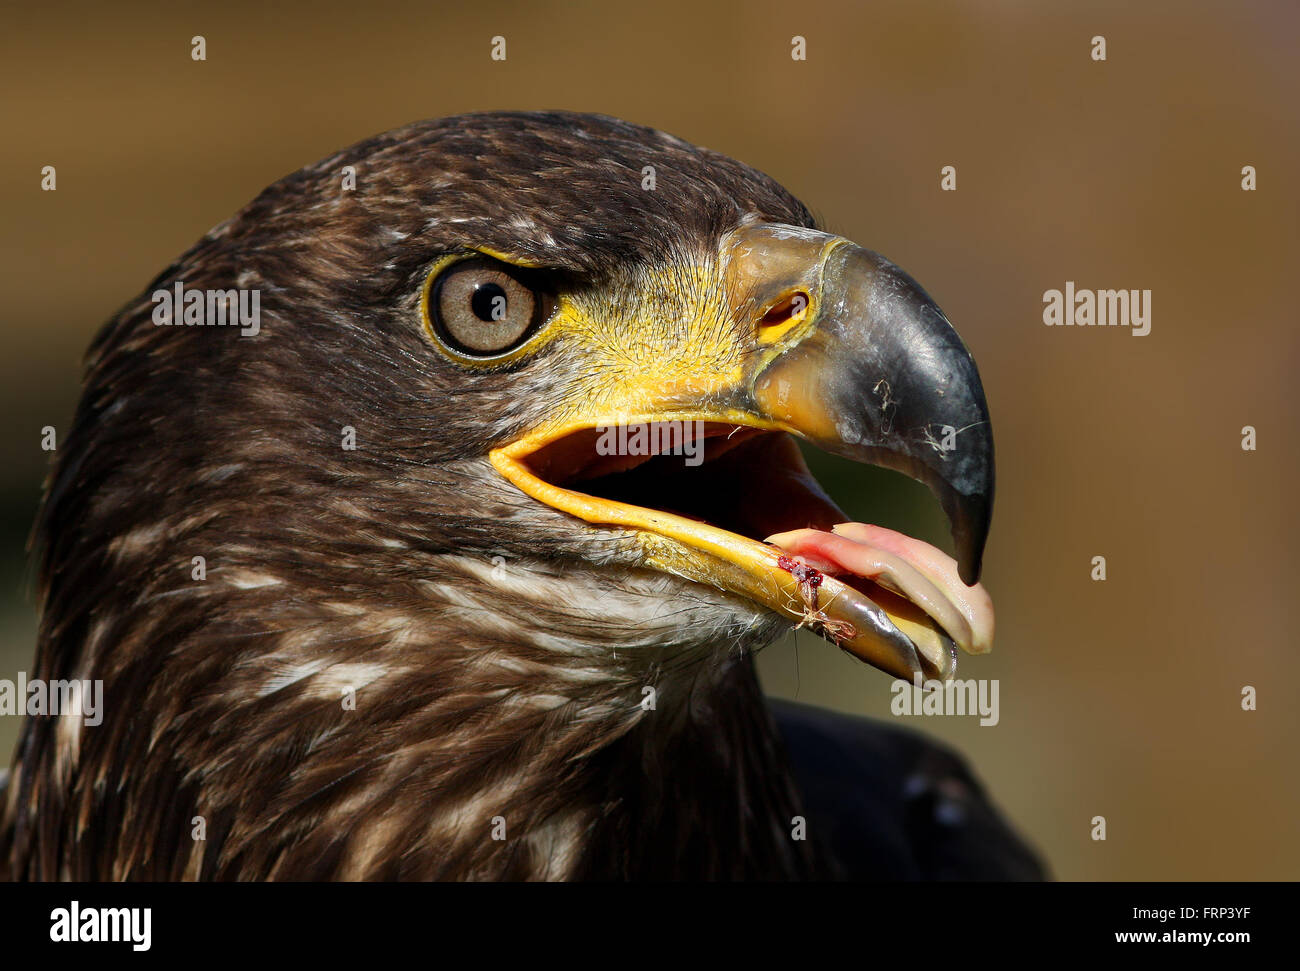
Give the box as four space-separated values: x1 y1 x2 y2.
491 222 995 682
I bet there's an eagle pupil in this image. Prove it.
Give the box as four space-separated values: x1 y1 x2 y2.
471 283 507 322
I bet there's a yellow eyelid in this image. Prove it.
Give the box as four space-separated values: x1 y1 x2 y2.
473 246 550 269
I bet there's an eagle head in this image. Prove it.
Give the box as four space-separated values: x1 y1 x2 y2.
2 111 1003 880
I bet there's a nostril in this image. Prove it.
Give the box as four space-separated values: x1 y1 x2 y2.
758 291 810 335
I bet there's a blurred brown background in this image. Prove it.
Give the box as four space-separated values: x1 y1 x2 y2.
1 0 1296 879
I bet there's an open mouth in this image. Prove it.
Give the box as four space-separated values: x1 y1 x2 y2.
490 417 994 681
487 223 997 683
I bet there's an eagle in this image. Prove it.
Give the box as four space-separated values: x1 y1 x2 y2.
0 111 1043 880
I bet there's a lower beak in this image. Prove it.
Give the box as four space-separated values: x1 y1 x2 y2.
491 223 995 682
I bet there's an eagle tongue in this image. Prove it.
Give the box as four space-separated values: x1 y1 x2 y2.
764 522 995 656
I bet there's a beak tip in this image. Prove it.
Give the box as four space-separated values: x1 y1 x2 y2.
946 485 992 587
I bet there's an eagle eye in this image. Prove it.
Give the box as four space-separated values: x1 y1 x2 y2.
427 257 552 357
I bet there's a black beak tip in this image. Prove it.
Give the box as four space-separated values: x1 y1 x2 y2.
958 536 985 586
951 489 992 586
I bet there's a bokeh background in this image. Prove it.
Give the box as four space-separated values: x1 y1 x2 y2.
1 0 1296 879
